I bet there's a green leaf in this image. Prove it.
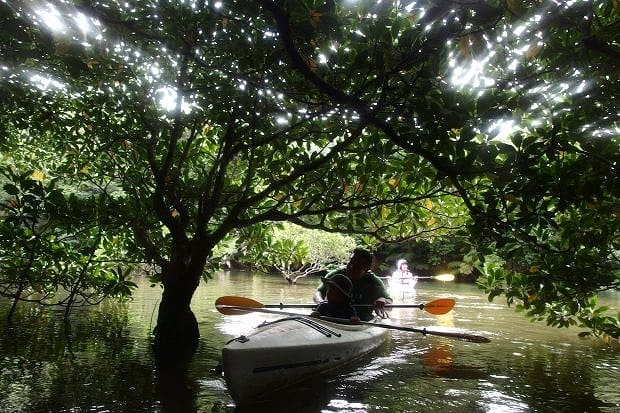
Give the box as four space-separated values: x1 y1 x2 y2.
3 183 19 195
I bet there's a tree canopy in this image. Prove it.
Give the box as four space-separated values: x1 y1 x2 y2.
242 222 357 282
0 0 618 343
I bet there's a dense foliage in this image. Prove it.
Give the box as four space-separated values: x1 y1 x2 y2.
241 222 356 282
0 0 617 341
0 165 137 320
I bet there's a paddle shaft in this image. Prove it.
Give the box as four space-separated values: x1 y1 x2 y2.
358 320 490 343
216 305 490 343
314 314 489 342
215 295 455 315
261 303 425 309
380 275 454 281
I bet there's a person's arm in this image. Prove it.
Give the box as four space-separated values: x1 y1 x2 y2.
375 273 392 302
313 290 324 304
373 297 390 318
371 273 392 317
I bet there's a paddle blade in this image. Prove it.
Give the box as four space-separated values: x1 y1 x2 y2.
215 295 263 315
423 298 455 315
434 273 455 282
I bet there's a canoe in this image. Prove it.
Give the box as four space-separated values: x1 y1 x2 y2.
221 315 389 403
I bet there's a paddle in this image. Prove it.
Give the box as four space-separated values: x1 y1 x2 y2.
214 301 491 343
215 295 455 315
419 274 455 282
381 274 455 282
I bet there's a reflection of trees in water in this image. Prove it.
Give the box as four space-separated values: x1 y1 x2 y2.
365 336 617 413
155 352 197 413
516 348 608 412
1 279 616 412
0 300 157 412
231 380 333 413
419 342 612 411
1 300 130 359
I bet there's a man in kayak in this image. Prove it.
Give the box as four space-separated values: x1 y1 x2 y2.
313 248 392 321
311 274 359 320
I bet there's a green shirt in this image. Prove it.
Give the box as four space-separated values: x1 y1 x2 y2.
317 267 391 321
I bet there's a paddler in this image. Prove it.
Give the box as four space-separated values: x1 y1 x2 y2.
313 248 392 321
311 273 359 321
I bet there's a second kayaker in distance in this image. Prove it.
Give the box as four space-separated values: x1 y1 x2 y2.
389 258 418 289
311 274 359 321
313 248 392 321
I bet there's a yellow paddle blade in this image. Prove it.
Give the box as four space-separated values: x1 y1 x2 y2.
434 273 455 282
423 298 455 315
215 295 264 315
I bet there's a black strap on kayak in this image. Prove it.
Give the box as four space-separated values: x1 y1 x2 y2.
257 316 301 328
295 318 342 338
256 316 342 338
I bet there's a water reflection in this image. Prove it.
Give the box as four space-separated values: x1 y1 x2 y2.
0 272 618 412
155 355 197 413
420 343 488 380
0 302 158 412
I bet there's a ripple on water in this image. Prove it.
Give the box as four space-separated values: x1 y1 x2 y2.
477 389 529 412
324 398 368 413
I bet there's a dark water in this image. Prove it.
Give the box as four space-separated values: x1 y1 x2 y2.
0 271 618 412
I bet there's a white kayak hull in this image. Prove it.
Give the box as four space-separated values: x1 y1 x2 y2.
222 316 389 403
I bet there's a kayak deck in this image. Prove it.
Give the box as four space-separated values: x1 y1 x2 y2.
221 316 389 403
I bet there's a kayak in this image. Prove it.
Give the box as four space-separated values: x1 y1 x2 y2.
221 315 389 403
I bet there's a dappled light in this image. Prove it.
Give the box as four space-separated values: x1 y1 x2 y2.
0 1 618 410
11 0 615 139
28 72 66 91
487 119 518 144
449 57 497 89
0 0 617 364
35 4 66 33
443 2 616 142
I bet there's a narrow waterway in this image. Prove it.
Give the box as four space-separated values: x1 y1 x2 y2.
0 271 618 412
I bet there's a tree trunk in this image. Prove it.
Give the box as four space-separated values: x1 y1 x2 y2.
153 256 203 356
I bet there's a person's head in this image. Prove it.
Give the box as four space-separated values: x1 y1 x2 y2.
397 259 408 271
345 248 373 280
322 274 353 303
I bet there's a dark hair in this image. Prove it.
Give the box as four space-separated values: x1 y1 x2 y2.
352 247 373 268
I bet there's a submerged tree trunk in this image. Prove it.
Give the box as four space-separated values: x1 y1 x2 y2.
153 246 206 355
153 273 200 354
